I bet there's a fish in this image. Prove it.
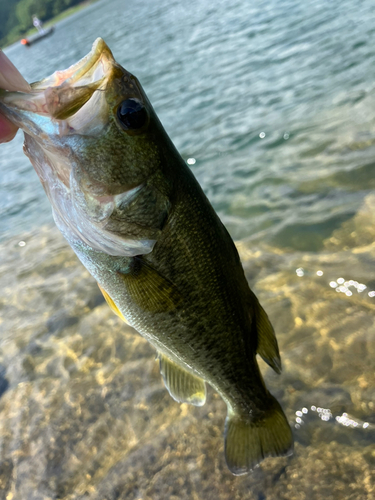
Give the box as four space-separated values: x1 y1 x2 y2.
0 39 293 474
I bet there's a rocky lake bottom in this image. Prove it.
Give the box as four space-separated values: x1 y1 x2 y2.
0 195 374 500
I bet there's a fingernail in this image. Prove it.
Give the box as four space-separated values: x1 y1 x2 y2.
0 50 31 93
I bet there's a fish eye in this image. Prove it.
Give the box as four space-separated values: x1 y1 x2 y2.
117 98 148 131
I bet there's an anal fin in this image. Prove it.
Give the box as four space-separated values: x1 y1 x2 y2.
158 353 206 406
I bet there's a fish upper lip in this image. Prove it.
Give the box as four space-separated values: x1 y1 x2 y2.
0 38 114 118
32 38 114 91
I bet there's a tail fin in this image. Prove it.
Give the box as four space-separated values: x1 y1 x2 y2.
224 396 293 475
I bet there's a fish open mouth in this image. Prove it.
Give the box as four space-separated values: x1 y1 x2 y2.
0 38 115 134
0 38 117 190
32 38 113 91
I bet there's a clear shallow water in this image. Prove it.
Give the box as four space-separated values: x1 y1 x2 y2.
0 0 374 498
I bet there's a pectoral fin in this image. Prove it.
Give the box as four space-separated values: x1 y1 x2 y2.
118 258 183 313
158 353 206 406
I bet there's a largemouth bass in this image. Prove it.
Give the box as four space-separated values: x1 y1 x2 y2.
0 39 293 474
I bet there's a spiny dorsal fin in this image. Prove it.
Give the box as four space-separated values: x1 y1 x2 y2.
250 293 281 374
118 258 183 313
158 353 206 406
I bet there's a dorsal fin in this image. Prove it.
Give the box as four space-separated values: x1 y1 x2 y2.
248 292 281 374
158 353 206 406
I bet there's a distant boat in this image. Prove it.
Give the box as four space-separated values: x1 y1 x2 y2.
21 26 55 47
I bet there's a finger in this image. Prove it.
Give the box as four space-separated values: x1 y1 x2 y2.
0 50 31 93
0 114 19 143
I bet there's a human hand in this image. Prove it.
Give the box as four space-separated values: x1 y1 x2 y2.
0 49 31 143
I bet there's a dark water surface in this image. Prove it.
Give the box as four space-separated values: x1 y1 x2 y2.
0 0 374 498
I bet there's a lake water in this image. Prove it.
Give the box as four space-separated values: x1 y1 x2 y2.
0 0 374 498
